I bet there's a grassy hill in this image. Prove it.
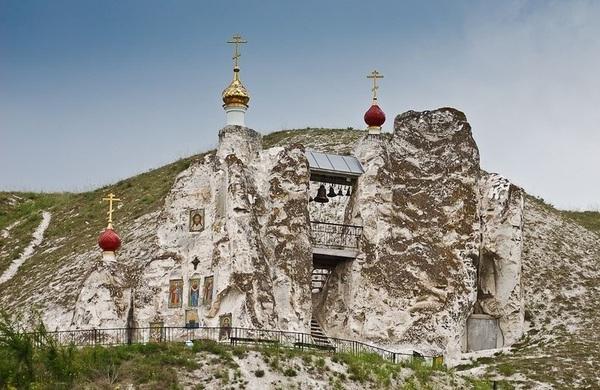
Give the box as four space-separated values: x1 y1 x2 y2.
0 127 599 389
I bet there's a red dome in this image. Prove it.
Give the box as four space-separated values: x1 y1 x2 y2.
364 103 386 127
98 228 121 252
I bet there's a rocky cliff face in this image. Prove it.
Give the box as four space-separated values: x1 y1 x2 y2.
2 116 598 387
313 109 482 360
1 111 529 362
132 126 313 331
475 173 525 346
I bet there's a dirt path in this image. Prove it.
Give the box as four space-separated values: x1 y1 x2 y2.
0 211 51 284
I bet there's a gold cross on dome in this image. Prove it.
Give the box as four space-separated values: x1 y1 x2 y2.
102 193 121 228
227 34 247 69
367 70 384 99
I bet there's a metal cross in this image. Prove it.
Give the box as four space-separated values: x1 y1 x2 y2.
227 34 247 69
102 193 121 228
191 257 200 271
367 70 384 99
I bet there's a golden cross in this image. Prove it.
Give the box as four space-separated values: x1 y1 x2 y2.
102 193 121 228
227 34 247 69
367 70 384 99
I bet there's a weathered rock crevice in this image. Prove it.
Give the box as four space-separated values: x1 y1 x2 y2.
472 173 525 347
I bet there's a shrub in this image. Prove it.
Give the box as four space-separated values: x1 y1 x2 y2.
283 368 297 377
232 347 248 358
301 354 312 365
254 369 265 377
496 363 516 376
193 340 232 361
0 313 36 388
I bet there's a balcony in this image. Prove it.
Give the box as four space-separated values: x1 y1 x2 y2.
310 221 362 261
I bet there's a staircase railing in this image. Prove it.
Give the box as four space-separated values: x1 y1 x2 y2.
310 221 362 249
29 325 437 365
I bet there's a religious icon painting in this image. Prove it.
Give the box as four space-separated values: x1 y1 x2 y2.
188 278 201 307
168 279 183 308
219 313 232 340
149 321 164 343
189 209 205 232
202 275 214 306
185 309 199 328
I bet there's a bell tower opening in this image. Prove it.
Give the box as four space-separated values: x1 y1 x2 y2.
305 150 364 345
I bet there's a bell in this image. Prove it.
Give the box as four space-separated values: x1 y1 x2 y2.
314 185 329 203
337 186 343 197
345 186 352 196
327 185 337 198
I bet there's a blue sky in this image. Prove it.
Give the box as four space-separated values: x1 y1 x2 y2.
1 0 599 209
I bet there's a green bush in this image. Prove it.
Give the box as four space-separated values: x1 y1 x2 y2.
254 369 265 377
0 313 202 388
193 339 231 360
0 311 42 388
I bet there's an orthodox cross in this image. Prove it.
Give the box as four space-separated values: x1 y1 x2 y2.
191 256 200 271
367 70 384 100
227 34 247 69
102 193 121 228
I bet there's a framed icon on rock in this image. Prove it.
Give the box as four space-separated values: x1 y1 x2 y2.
219 313 232 340
189 209 205 232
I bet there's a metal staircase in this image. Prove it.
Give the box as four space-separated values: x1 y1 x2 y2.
311 267 333 293
310 318 332 348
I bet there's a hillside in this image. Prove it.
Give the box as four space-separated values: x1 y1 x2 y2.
1 127 599 389
0 128 363 314
456 195 600 388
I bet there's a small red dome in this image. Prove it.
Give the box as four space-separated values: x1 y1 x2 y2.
98 228 121 252
364 103 386 128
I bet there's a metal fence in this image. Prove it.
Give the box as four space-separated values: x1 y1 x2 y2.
33 326 436 365
310 221 363 249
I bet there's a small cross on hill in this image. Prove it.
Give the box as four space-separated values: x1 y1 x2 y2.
102 193 121 229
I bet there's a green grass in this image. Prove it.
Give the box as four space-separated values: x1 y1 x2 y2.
561 210 600 235
335 352 402 386
262 127 366 154
526 193 600 235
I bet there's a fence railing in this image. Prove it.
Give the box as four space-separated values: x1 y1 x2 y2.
310 221 363 250
32 326 438 365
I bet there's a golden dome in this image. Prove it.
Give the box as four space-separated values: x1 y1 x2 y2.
222 68 250 107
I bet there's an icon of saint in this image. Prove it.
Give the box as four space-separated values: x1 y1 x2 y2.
189 280 200 307
203 276 214 305
189 210 204 232
169 280 182 307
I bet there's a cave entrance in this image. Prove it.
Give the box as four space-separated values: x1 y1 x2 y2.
465 248 504 351
309 253 353 347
